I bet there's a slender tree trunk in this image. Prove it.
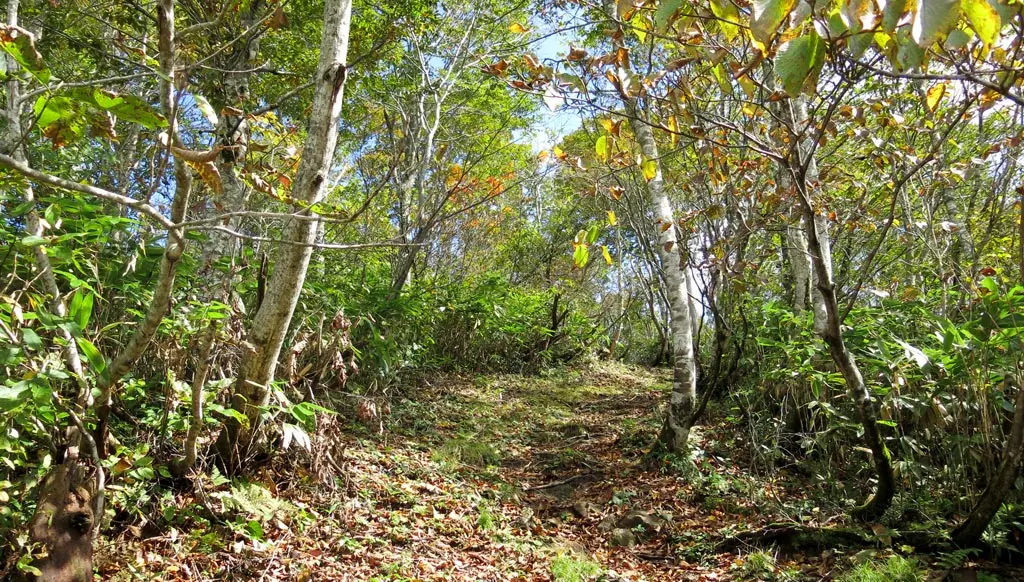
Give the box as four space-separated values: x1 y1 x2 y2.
952 382 1024 546
621 102 697 452
951 196 1024 546
216 0 353 473
5 3 98 579
93 0 193 458
786 217 812 315
784 91 895 519
604 0 697 452
173 2 262 478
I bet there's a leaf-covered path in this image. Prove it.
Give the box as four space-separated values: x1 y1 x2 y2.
93 364 1013 581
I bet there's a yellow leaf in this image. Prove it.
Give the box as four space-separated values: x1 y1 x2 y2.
185 159 222 194
509 23 528 34
641 158 658 182
602 245 614 265
926 82 946 113
607 210 618 226
667 115 679 146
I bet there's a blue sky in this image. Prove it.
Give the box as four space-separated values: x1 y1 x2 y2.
513 23 583 153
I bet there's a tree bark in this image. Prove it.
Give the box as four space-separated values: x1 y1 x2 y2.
603 25 698 452
952 382 1024 547
93 0 193 458
216 0 353 473
783 93 895 520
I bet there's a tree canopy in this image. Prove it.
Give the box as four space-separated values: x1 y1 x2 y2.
2 0 1024 579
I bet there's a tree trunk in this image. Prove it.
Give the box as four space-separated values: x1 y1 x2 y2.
784 96 895 519
623 104 697 453
952 382 1024 547
27 452 96 582
602 0 697 454
216 0 353 473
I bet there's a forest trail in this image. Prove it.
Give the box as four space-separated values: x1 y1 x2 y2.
88 363 1007 581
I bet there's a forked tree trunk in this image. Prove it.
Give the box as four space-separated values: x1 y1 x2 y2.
215 0 353 473
784 92 895 519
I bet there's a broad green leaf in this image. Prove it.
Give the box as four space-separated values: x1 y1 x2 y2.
0 26 50 83
632 11 650 43
655 0 683 32
712 63 733 95
882 0 908 32
710 0 741 41
776 32 826 96
89 90 168 129
20 235 46 247
586 224 601 244
912 0 961 47
751 0 798 47
69 290 94 330
33 96 86 146
640 159 658 182
944 28 973 48
75 337 106 373
0 382 30 406
595 135 610 161
896 27 927 69
22 328 42 350
961 0 1001 47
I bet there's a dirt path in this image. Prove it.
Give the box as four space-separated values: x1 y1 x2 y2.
95 364 1012 581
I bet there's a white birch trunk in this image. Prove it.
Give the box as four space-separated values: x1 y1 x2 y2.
217 0 353 471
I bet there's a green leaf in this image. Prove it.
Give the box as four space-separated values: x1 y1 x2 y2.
882 0 907 32
595 135 610 162
655 0 683 32
20 235 46 247
961 0 1001 47
69 290 94 330
32 96 86 146
776 32 826 96
712 63 733 95
21 328 42 350
0 382 29 409
586 224 600 244
710 0 741 40
573 244 590 268
751 0 798 47
912 0 961 47
75 337 106 373
0 26 50 83
86 89 168 130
